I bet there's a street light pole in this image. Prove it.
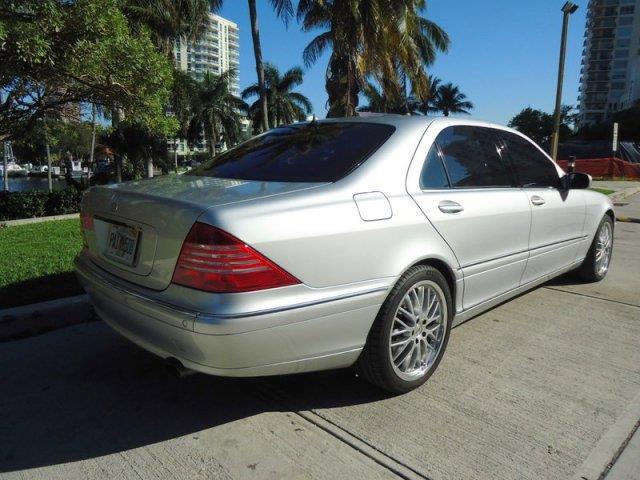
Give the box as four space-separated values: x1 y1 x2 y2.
550 1 579 161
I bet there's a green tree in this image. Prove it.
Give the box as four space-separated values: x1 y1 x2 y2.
0 0 176 141
242 63 312 129
408 75 441 115
509 105 574 146
125 0 222 57
187 71 248 156
298 0 449 117
430 82 473 117
358 81 406 114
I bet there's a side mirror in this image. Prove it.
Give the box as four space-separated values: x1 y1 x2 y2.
561 172 591 190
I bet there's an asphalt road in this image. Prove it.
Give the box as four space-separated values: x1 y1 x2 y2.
1 199 639 480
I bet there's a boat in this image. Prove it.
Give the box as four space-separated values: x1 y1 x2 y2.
0 162 29 177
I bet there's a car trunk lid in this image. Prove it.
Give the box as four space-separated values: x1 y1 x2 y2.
82 175 323 290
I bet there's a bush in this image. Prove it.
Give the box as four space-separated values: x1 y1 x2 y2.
0 189 83 221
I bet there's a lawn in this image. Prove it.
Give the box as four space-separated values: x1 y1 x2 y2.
590 187 616 195
0 219 84 309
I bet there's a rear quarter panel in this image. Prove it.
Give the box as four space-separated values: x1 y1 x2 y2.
196 121 460 291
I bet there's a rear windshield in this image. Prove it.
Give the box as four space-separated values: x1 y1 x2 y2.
190 122 396 182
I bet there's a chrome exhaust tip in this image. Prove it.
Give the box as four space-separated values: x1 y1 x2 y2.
164 357 195 378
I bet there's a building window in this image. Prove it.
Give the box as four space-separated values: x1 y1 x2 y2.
620 5 635 14
611 82 625 90
617 26 632 38
613 60 628 68
615 49 629 58
618 16 633 26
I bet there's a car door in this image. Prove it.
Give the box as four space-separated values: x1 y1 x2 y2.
498 131 587 284
408 125 532 310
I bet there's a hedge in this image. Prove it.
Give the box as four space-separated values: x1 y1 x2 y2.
0 189 83 221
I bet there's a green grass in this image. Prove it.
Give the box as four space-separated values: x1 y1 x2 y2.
0 219 83 309
590 187 616 195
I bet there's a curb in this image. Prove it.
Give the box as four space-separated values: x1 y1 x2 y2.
616 215 640 224
572 390 640 480
610 186 640 202
0 213 79 228
0 294 96 342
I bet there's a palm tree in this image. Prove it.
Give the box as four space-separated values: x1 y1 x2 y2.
247 0 295 132
430 83 474 117
358 81 406 114
125 0 222 57
298 0 449 117
188 70 248 156
242 63 312 130
407 75 441 115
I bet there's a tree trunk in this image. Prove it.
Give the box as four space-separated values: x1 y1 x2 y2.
44 122 53 192
2 142 8 192
248 0 269 132
115 156 123 183
174 147 178 173
146 158 154 178
89 103 97 165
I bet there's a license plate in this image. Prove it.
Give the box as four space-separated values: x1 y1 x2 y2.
105 224 139 266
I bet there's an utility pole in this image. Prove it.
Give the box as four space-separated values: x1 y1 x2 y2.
550 2 579 161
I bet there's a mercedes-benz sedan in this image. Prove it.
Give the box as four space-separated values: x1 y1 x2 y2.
75 116 614 393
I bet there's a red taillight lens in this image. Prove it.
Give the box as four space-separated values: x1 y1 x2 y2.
80 212 94 249
80 212 94 230
172 222 300 293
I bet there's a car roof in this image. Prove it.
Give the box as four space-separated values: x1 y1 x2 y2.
310 114 525 138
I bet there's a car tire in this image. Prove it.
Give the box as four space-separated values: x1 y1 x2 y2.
576 215 614 283
358 265 453 394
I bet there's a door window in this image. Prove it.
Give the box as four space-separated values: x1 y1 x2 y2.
500 132 560 188
436 126 512 188
419 144 450 189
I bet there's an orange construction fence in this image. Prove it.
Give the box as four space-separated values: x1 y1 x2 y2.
556 157 640 179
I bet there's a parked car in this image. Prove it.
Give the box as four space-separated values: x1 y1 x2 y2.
75 117 614 393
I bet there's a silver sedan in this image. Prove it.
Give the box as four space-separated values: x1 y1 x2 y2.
75 116 614 393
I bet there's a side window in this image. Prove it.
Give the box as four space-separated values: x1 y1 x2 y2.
436 126 512 188
419 144 449 189
501 132 560 188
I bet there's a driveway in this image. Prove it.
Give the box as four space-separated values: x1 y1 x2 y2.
1 199 639 480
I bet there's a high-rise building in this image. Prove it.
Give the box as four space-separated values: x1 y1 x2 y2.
578 0 640 126
172 13 241 156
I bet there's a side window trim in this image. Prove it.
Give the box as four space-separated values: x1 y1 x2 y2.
419 141 451 190
492 131 520 188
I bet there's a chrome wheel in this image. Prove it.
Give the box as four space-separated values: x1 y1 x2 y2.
389 281 447 381
595 221 612 276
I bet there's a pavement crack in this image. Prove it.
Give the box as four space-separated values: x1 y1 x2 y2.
251 384 432 480
543 286 640 309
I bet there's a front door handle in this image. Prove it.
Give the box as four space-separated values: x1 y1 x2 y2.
531 195 546 206
438 200 464 214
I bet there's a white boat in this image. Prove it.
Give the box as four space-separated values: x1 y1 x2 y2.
0 162 29 177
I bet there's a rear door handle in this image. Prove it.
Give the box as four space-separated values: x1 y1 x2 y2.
438 200 464 214
531 195 546 206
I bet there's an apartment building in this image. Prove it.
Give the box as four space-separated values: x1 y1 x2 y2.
578 0 640 126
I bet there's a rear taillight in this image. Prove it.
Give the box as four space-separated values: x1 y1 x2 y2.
172 222 300 293
80 212 94 230
80 212 94 248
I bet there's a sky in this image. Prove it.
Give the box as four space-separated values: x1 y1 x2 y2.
218 0 588 125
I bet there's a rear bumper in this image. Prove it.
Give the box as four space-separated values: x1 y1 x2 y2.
75 253 387 377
